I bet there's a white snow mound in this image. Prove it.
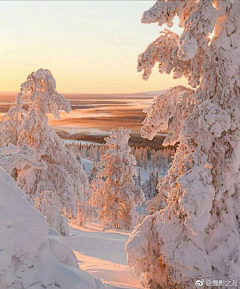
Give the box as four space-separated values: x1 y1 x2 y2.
0 166 106 289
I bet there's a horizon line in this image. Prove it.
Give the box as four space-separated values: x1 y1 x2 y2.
0 90 163 96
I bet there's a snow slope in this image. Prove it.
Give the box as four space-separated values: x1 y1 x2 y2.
65 222 143 289
0 167 106 289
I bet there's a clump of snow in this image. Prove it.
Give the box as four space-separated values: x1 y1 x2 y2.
198 100 231 137
141 86 194 145
178 33 198 61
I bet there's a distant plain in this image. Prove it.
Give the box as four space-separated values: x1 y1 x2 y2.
0 92 155 134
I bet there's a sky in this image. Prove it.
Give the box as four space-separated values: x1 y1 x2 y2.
0 1 187 94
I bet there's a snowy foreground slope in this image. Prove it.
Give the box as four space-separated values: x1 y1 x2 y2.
65 222 143 289
0 167 106 289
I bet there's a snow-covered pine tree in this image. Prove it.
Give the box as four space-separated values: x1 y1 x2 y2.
142 170 159 201
126 0 240 288
145 176 168 216
90 128 145 230
136 166 141 187
1 69 89 235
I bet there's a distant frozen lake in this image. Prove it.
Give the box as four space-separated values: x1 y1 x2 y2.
63 139 101 145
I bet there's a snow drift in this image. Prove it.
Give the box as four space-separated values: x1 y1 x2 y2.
0 166 105 289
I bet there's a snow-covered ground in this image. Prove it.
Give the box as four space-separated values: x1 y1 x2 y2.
81 157 93 173
65 222 143 289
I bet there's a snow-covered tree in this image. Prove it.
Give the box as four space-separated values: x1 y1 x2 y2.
91 128 145 230
126 1 240 288
135 166 141 187
142 170 159 201
1 69 89 234
145 176 168 215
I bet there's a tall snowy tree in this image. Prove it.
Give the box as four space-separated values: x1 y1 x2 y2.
142 170 159 201
126 0 240 288
145 176 168 216
90 128 145 230
0 69 89 235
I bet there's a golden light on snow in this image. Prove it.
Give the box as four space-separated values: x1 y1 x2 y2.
207 29 215 46
209 30 215 41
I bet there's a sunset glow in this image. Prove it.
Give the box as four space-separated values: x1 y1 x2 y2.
0 1 187 94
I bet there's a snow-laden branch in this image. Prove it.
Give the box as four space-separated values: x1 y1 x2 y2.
178 0 217 61
138 29 205 87
138 30 181 80
141 86 195 145
142 0 198 28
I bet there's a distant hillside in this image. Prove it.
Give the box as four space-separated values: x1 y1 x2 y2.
57 130 173 149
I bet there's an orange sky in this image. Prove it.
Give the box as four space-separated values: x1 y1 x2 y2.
0 1 187 94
